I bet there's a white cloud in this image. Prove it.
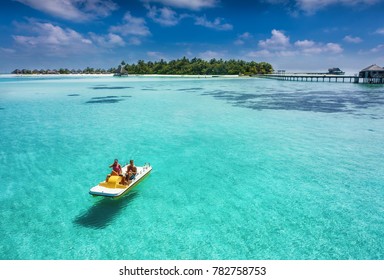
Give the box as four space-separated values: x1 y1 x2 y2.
294 39 315 48
324 42 343 53
258 29 290 50
234 39 244 45
11 19 131 57
279 50 297 56
198 50 225 60
145 5 184 26
127 37 142 45
248 50 273 57
296 0 380 14
253 29 343 59
248 49 297 58
141 0 218 10
15 0 117 22
239 32 252 39
89 33 125 47
294 40 323 54
13 21 92 50
147 51 167 60
375 27 384 35
110 12 151 36
108 34 125 46
234 32 252 45
194 16 233 31
370 44 384 53
264 0 380 15
343 35 362 43
357 44 384 55
295 39 343 54
0 48 16 54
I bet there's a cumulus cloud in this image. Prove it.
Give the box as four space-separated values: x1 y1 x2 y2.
13 21 92 50
110 12 151 36
239 32 252 39
141 0 218 10
145 5 185 26
258 29 290 50
295 40 343 54
234 32 252 45
15 0 117 22
144 3 230 30
89 33 125 47
294 39 315 48
324 42 343 53
343 35 362 43
251 29 343 59
11 19 130 57
108 12 151 45
194 16 233 31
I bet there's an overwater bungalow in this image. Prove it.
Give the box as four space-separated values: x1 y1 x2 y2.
359 64 384 84
328 67 345 75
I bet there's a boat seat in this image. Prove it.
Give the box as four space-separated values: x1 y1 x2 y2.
108 175 121 183
99 175 122 188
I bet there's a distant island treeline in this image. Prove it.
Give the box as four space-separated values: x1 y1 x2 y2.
118 58 273 75
11 57 273 75
11 67 116 75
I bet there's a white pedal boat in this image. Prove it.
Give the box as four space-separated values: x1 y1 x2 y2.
89 163 152 198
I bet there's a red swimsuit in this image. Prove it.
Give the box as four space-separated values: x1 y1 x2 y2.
113 163 122 174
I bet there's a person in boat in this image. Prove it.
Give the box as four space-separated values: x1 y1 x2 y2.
125 159 137 184
106 159 125 183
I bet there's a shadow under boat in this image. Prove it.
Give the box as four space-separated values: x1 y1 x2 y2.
74 191 138 229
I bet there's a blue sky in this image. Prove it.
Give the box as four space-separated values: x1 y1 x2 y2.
1 0 384 73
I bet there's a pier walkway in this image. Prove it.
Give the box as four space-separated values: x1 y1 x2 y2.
258 74 362 83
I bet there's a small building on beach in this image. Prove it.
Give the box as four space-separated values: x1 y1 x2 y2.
359 64 384 84
114 64 128 76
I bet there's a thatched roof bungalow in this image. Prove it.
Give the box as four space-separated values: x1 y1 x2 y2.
328 67 344 75
114 64 128 76
359 64 384 84
359 64 384 78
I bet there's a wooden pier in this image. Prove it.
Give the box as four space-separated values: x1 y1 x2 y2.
258 74 362 83
257 65 384 84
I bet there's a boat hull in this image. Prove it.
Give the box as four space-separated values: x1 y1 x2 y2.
89 165 152 198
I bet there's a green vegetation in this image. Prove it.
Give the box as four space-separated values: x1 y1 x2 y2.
11 57 273 75
122 57 273 75
11 67 116 75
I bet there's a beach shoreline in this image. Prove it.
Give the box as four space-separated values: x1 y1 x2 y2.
0 73 245 78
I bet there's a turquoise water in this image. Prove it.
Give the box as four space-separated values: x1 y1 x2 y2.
0 75 383 260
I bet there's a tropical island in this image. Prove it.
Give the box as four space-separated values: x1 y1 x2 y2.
11 57 273 76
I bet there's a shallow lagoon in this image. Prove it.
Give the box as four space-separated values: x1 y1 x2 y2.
0 75 383 259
